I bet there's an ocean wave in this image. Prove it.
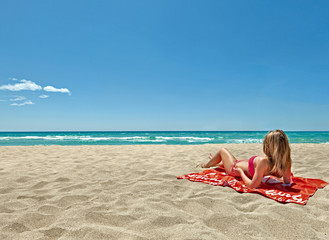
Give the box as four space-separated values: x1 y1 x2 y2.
155 136 213 141
227 138 263 144
0 136 148 141
0 135 214 143
79 136 150 141
0 136 84 140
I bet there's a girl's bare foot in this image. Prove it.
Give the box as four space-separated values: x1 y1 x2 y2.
202 153 223 168
201 154 213 168
201 163 208 168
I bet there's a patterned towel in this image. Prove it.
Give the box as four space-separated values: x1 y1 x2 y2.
177 167 328 205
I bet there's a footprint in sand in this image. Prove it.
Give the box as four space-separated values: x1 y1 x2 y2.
57 195 89 208
150 215 189 227
40 227 66 238
31 181 49 189
0 206 14 213
2 222 30 233
38 205 63 214
59 184 87 192
16 176 32 183
17 195 54 201
54 177 70 182
0 187 13 194
19 212 55 229
85 211 137 227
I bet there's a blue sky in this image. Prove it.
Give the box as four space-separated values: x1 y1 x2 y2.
1 0 329 131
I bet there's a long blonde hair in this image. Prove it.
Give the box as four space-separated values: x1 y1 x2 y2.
263 129 291 177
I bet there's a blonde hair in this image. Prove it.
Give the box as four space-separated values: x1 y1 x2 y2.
263 129 291 177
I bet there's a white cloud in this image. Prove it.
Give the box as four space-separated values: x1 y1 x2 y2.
0 79 42 91
1 79 71 107
10 96 26 101
44 86 71 94
10 100 34 106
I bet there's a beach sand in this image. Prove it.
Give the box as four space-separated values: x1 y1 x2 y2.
0 144 328 240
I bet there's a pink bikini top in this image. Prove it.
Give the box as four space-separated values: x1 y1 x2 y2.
248 156 257 177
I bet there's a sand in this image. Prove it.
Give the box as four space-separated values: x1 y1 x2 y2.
0 144 328 240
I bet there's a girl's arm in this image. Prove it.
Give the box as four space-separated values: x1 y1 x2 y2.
283 165 292 184
235 159 268 189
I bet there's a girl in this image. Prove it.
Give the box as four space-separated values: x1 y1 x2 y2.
201 130 292 189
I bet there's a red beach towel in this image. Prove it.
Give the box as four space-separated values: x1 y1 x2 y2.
177 167 328 205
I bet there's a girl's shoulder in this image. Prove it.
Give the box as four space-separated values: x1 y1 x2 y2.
255 156 270 168
256 156 268 162
255 156 272 174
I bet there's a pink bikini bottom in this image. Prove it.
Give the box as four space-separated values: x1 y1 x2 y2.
230 156 257 177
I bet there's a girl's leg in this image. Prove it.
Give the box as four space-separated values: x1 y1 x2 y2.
207 153 223 167
201 148 238 173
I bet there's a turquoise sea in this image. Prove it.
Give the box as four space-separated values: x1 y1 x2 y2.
0 131 328 146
